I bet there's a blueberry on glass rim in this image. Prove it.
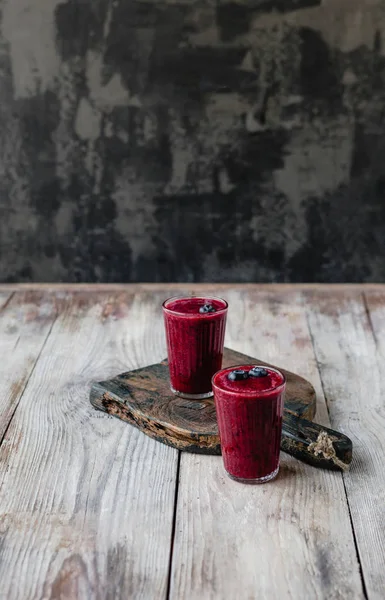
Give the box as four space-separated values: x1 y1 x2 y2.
249 366 268 378
199 303 216 314
228 369 249 381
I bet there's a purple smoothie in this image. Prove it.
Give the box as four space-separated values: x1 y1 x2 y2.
212 365 286 483
163 296 228 399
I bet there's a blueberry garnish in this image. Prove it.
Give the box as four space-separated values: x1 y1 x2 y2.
249 366 268 378
199 303 216 314
228 369 249 381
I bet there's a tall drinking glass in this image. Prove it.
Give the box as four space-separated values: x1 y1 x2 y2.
212 364 286 483
163 296 228 399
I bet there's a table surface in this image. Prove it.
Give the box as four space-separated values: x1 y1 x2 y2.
0 283 384 600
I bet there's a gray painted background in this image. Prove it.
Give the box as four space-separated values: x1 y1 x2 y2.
0 0 384 282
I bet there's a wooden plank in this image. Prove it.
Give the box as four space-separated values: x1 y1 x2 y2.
0 290 180 600
169 289 364 600
0 291 12 310
364 290 385 353
0 283 385 293
0 291 57 441
306 289 385 598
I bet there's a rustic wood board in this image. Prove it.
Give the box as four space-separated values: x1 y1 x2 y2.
0 285 377 599
169 289 363 600
306 289 385 598
0 291 57 441
91 347 352 469
0 290 180 600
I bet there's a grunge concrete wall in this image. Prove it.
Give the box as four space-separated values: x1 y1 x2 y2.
0 0 385 282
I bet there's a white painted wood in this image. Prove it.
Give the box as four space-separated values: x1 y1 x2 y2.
1 283 384 292
0 291 11 309
0 291 56 440
170 290 364 600
0 290 180 600
306 290 385 599
364 290 385 354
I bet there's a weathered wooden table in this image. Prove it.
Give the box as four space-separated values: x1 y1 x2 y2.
0 284 384 600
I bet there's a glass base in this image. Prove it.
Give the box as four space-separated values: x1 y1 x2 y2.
171 386 213 400
226 465 279 484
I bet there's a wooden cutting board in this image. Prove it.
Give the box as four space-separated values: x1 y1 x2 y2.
90 347 352 470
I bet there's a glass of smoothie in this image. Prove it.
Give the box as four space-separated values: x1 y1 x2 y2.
212 364 286 483
162 296 228 399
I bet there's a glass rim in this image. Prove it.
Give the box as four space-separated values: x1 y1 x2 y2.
162 295 228 317
212 364 286 398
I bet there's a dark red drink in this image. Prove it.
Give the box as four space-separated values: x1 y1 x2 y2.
212 365 286 483
163 296 228 399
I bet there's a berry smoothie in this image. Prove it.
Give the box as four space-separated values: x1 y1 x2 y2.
163 296 228 399
212 365 286 483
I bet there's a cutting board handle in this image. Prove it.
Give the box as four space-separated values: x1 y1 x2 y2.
282 412 352 470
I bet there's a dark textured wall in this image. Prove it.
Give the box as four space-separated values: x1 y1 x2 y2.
0 0 385 282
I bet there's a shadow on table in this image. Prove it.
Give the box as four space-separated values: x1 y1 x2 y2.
275 461 298 482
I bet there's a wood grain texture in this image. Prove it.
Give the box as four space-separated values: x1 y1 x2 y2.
90 349 352 469
306 290 385 599
0 291 12 309
0 290 181 600
1 283 385 292
169 289 363 600
0 291 57 441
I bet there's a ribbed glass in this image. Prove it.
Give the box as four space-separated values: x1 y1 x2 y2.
163 296 228 398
